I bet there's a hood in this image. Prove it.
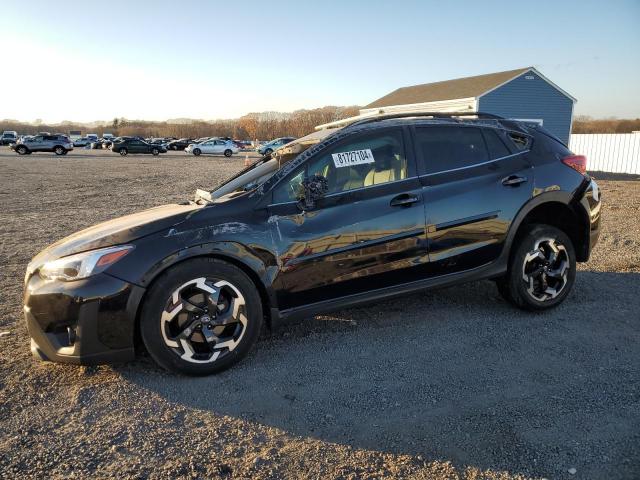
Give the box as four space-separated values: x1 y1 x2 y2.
30 203 203 265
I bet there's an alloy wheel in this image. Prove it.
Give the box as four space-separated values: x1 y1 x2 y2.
521 238 569 301
160 277 248 364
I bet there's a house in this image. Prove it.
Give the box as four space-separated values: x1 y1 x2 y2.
359 67 576 143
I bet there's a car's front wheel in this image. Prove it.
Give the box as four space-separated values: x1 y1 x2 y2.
16 145 28 155
152 148 159 156
140 258 263 375
193 148 201 156
54 146 65 155
264 148 273 156
119 148 128 156
224 149 233 157
497 224 576 311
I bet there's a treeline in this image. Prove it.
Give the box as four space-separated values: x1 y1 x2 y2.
0 106 361 140
572 116 640 134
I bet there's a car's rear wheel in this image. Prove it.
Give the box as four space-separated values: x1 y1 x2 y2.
16 146 28 155
264 148 273 156
224 149 233 158
54 146 65 155
140 258 263 375
497 224 576 311
193 148 201 156
119 148 128 156
152 148 159 156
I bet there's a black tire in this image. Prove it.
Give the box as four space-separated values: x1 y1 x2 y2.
224 149 233 158
497 224 576 311
140 258 263 375
264 148 273 156
119 148 128 156
193 148 201 156
152 148 159 156
54 146 65 155
16 146 28 155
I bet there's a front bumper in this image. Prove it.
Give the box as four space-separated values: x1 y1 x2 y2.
24 271 144 365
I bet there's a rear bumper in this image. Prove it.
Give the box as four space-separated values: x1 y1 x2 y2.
577 178 602 260
24 272 144 365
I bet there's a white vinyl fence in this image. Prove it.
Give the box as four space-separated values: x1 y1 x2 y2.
569 134 640 174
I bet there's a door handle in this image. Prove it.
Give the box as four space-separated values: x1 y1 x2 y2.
390 193 419 207
502 175 528 187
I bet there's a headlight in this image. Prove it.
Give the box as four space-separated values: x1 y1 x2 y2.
39 245 133 281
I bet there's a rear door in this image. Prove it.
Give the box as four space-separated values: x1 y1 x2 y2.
267 127 429 310
28 135 45 151
414 124 533 276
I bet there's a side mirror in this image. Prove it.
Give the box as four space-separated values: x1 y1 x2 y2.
296 174 328 211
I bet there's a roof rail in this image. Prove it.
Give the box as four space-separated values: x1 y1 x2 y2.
345 111 505 129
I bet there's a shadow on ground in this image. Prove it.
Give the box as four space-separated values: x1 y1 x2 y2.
119 271 640 478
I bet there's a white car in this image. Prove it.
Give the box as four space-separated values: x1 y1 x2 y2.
185 139 239 157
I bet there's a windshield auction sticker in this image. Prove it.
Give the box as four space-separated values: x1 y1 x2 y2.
332 149 375 168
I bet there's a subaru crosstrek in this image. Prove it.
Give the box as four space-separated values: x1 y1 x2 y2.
23 113 601 375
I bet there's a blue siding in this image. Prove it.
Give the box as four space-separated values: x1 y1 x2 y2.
478 71 574 144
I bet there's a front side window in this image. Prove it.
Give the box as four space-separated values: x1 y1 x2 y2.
273 129 408 203
416 126 489 174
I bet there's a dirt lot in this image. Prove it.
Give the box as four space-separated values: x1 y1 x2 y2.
0 147 638 480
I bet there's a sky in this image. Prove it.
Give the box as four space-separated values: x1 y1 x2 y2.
1 0 639 123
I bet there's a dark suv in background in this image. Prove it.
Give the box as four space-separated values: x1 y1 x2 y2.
23 112 601 375
12 134 73 155
111 137 167 156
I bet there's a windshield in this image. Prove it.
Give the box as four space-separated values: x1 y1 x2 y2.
201 128 338 203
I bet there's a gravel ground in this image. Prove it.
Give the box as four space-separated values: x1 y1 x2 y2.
0 148 638 480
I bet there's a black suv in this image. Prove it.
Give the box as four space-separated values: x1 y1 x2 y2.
23 113 601 375
111 138 167 156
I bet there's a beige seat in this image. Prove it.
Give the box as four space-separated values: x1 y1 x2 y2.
364 168 395 186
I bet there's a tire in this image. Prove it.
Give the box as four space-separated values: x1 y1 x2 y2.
193 148 201 156
264 148 273 156
497 224 576 311
152 148 159 156
16 146 28 155
224 149 233 158
54 146 65 155
119 148 128 156
140 258 263 375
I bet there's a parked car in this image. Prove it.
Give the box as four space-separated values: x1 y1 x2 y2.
1 131 18 145
89 139 105 149
22 112 602 375
185 138 239 157
11 134 73 155
111 138 167 156
257 137 296 155
73 137 92 147
166 138 194 151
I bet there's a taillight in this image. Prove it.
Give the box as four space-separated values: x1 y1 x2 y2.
562 155 587 175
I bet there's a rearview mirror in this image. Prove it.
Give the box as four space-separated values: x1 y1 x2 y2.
297 174 328 211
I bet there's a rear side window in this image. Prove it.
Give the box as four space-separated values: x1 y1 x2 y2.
416 126 488 174
482 129 510 159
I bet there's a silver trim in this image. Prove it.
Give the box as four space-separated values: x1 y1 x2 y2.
420 150 529 177
268 177 418 207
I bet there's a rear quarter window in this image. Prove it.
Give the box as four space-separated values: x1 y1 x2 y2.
506 132 531 151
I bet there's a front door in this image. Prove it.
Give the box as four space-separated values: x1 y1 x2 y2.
413 124 534 276
267 127 429 310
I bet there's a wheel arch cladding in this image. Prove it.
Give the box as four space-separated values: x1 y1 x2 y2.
511 198 589 262
133 252 274 348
